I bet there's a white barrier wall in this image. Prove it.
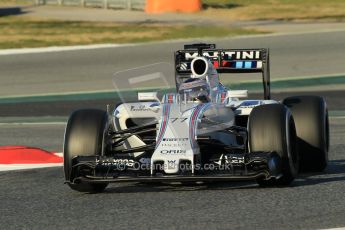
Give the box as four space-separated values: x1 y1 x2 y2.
35 0 145 10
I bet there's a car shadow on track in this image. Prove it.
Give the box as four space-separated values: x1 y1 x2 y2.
104 181 259 194
102 159 345 193
292 159 345 187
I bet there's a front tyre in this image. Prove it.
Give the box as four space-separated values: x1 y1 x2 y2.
248 104 299 186
64 109 109 193
283 96 329 172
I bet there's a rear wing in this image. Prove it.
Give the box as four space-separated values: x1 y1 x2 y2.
174 44 271 99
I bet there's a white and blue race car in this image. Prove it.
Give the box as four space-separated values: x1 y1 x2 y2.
63 43 329 192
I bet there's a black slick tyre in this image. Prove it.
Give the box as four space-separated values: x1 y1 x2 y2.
64 109 109 193
248 104 299 186
283 96 329 172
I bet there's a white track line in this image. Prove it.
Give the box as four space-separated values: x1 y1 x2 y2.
0 43 136 56
0 89 114 99
54 152 63 157
321 228 345 230
0 163 63 171
0 122 66 125
330 116 345 119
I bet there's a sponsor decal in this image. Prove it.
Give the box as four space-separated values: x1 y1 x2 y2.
170 118 188 123
167 160 176 165
162 138 189 142
161 143 188 147
184 51 261 61
224 154 245 164
178 62 188 70
150 102 160 107
96 158 136 167
139 158 151 164
130 104 159 113
161 138 189 147
239 100 260 108
167 160 177 169
160 149 187 155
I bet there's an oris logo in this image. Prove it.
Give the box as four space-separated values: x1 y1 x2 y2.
160 150 186 155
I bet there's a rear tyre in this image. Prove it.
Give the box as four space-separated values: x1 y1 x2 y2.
283 96 329 172
64 109 109 193
248 104 299 186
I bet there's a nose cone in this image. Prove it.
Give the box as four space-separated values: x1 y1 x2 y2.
200 105 235 130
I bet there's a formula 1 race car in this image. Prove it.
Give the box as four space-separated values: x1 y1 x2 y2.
63 43 329 193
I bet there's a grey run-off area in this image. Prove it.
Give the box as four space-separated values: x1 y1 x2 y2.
1 30 345 97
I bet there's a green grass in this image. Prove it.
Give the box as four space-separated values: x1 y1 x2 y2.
0 0 33 5
202 0 345 7
2 0 345 21
1 0 344 49
0 16 262 49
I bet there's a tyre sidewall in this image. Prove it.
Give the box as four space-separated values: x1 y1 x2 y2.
283 96 329 171
248 104 299 184
63 109 108 182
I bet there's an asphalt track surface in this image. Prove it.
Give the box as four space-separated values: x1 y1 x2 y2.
0 90 344 117
0 118 344 229
1 30 345 229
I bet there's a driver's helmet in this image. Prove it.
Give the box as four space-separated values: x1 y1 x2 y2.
178 78 210 102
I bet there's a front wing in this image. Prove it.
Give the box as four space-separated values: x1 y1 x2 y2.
67 152 282 184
